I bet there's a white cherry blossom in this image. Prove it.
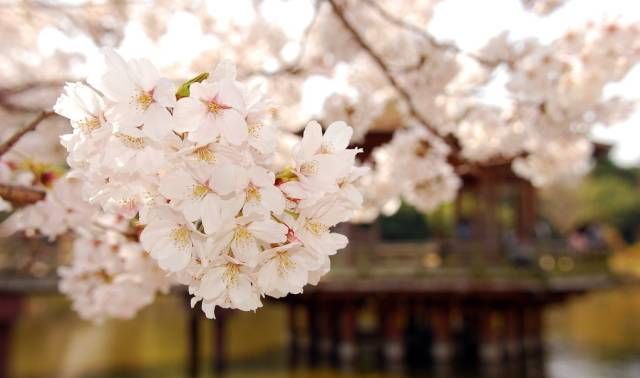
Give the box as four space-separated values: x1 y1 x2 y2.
173 81 248 145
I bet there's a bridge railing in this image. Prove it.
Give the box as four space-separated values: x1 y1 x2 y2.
329 237 610 279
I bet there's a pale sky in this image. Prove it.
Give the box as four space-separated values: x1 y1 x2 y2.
429 0 640 166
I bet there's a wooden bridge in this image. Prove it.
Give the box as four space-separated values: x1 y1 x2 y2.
282 237 615 370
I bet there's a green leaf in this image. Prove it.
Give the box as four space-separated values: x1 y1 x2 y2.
175 72 209 99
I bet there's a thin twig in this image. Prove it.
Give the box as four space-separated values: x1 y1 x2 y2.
327 0 442 137
0 111 54 157
0 184 46 205
244 0 321 78
361 0 498 67
0 80 66 97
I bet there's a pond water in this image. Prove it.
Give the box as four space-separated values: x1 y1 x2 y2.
10 285 640 378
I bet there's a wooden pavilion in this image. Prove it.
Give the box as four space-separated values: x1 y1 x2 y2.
278 129 615 370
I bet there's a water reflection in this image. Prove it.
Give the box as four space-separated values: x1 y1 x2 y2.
10 286 640 378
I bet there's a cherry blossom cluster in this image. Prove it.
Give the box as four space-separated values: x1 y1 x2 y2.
354 126 460 221
1 177 172 322
0 117 70 212
1 1 640 246
51 49 362 319
2 177 94 240
59 231 171 323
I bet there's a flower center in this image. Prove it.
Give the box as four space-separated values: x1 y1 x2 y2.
234 225 252 242
320 143 333 154
246 184 261 202
223 263 240 285
277 252 295 273
116 133 146 150
119 197 138 213
96 269 113 283
136 91 153 111
207 99 231 114
78 117 101 133
192 183 210 199
193 146 215 163
170 226 191 249
248 122 261 137
304 221 327 235
299 161 318 176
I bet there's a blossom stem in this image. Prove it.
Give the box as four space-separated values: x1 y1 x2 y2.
0 110 55 157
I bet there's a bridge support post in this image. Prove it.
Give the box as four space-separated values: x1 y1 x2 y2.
524 305 543 355
317 300 333 359
381 300 405 369
431 305 454 363
287 303 302 366
0 294 21 378
338 302 357 367
212 310 227 374
504 307 524 359
186 296 200 378
479 308 503 364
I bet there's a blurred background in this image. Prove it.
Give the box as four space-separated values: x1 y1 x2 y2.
2 0 640 377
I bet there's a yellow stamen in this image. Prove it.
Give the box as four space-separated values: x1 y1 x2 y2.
234 226 252 242
277 252 295 273
116 133 146 150
320 143 333 154
192 183 210 199
171 226 191 249
96 269 113 283
119 198 138 212
223 263 240 285
77 117 101 133
300 161 318 176
246 184 261 202
136 91 153 111
207 99 230 114
248 122 261 138
304 221 327 235
193 146 215 163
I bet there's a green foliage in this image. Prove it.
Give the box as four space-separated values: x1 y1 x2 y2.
380 202 430 241
576 158 640 241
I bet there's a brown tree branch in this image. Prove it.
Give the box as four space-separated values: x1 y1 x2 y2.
327 0 443 138
0 184 46 206
0 80 66 97
242 0 321 78
361 0 498 67
0 111 55 157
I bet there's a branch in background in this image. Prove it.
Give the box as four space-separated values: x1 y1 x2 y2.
0 80 66 97
327 0 443 138
0 184 46 205
0 81 66 113
361 0 500 68
0 111 54 157
244 0 321 78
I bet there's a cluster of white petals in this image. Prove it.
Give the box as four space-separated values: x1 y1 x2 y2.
1 178 94 239
52 49 362 319
441 21 640 188
1 3 640 321
1 2 639 224
59 233 171 323
2 177 172 321
356 127 460 218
